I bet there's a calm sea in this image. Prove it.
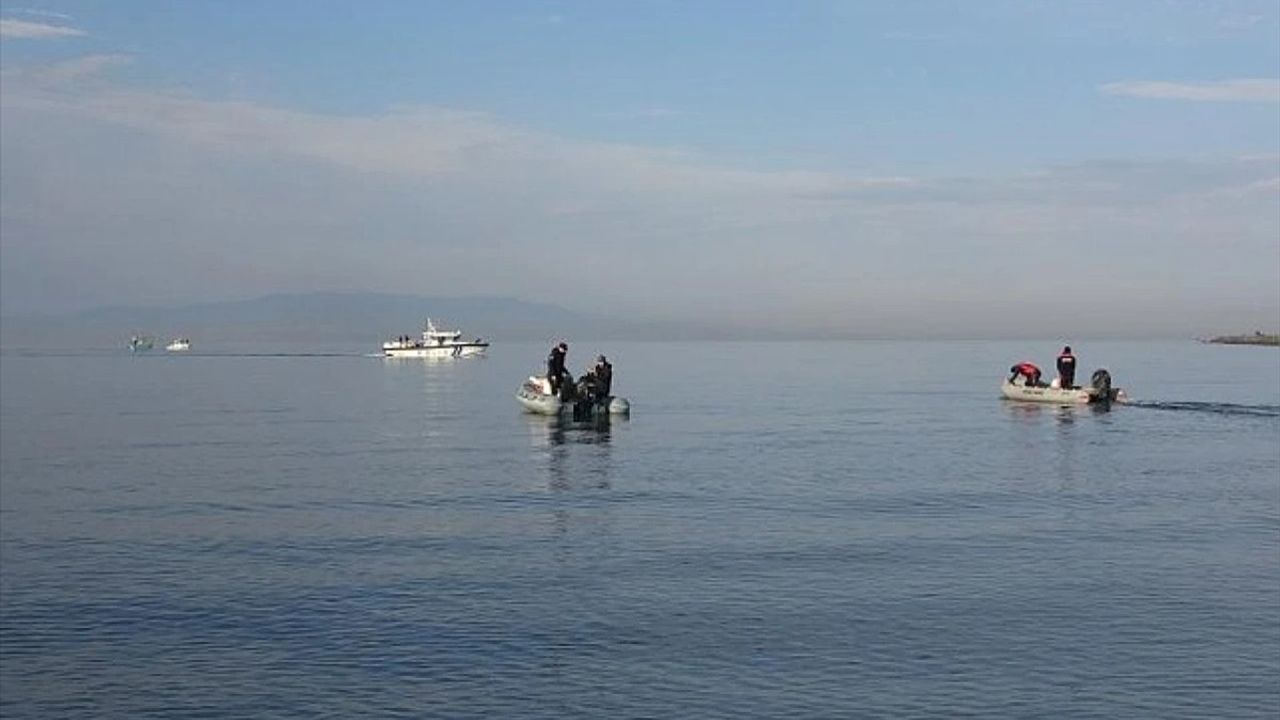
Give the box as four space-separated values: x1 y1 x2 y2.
2 340 1278 719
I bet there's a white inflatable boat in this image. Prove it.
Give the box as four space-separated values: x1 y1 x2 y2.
1001 369 1125 405
516 375 630 417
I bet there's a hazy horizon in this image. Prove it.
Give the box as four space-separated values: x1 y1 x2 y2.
2 2 1278 338
2 291 1274 347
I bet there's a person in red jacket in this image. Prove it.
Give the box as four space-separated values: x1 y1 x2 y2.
1009 362 1043 387
1056 346 1077 389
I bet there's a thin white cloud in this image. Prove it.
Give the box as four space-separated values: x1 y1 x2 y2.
1 66 1276 335
1 69 859 200
1100 79 1280 103
634 106 682 118
602 106 686 120
29 54 132 82
0 17 85 38
11 8 75 20
510 12 565 26
1217 13 1264 31
881 30 963 42
1240 176 1280 194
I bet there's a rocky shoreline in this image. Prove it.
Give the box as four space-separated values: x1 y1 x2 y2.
1201 333 1280 347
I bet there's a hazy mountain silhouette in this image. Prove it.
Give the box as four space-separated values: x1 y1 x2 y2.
0 293 725 350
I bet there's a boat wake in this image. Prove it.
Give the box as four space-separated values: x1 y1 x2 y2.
1123 400 1280 418
199 352 361 357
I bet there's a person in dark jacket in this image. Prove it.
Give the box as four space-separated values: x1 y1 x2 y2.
1056 346 1077 389
547 342 568 395
593 355 612 397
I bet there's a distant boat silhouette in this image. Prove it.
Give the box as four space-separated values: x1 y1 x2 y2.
128 335 154 352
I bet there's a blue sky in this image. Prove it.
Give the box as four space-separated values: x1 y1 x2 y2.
1 1 1278 336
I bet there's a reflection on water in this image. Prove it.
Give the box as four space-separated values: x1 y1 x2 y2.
524 414 618 492
1054 404 1077 488
523 413 620 448
1003 400 1123 492
381 352 471 396
522 414 621 541
1003 400 1114 424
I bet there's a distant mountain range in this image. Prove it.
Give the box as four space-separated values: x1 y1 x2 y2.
0 293 725 350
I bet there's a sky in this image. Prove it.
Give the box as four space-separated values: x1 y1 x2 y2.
1 0 1278 337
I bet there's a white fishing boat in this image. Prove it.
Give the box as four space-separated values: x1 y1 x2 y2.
516 375 630 417
383 318 488 359
1001 369 1126 404
165 338 192 352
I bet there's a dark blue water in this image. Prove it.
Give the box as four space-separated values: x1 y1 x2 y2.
2 341 1278 718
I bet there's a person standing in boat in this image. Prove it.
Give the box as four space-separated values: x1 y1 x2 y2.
593 355 612 397
1056 346 1077 389
1009 362 1042 387
547 342 568 395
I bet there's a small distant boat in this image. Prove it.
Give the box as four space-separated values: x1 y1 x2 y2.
1001 369 1126 404
383 318 488 359
128 335 154 353
516 375 630 417
166 338 192 352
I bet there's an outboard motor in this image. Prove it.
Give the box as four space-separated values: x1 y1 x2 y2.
1090 369 1112 401
559 372 578 402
